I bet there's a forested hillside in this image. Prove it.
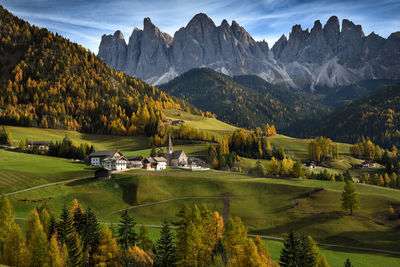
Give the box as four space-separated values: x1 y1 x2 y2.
0 6 194 136
159 68 329 133
311 82 400 148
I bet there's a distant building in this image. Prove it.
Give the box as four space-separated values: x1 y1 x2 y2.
102 156 128 171
362 161 376 168
162 119 172 125
27 141 51 151
172 120 185 126
89 150 127 171
163 135 188 166
143 157 167 170
89 150 123 166
126 156 143 168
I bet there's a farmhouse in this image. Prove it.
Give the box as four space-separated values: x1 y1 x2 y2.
143 157 167 170
89 150 123 166
101 156 128 171
126 156 143 168
172 120 185 126
89 150 128 171
27 141 51 151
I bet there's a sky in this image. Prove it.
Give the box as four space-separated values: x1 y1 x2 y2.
2 0 400 53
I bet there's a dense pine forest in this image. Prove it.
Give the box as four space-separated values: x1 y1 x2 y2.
0 195 349 267
159 68 330 132
311 82 400 148
0 6 201 136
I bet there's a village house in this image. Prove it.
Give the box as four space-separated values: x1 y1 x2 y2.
162 118 172 125
172 120 185 126
126 156 143 168
362 160 376 168
27 141 51 151
89 150 128 171
163 135 188 167
143 157 167 170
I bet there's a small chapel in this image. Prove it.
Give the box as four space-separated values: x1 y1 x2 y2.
163 135 188 167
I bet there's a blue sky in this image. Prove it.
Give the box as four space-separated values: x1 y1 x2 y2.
2 0 400 53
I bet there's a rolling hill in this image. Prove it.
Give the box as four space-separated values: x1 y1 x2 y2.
0 5 195 136
311 81 400 148
159 68 330 133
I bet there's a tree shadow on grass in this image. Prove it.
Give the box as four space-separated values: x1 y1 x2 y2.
250 211 343 237
119 182 138 206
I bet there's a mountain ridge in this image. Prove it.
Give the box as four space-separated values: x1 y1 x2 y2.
159 67 329 133
98 13 400 90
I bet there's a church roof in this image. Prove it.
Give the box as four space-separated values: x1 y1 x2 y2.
171 150 186 159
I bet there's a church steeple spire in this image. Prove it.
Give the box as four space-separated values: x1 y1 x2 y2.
168 134 173 154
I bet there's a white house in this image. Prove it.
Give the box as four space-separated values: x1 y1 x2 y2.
89 150 128 171
102 156 128 171
89 150 123 166
143 157 167 170
154 157 167 170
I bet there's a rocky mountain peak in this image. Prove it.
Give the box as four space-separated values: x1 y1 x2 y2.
342 19 365 37
113 30 125 40
98 14 400 89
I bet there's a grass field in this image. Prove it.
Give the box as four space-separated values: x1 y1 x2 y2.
6 169 400 251
163 109 238 135
0 149 94 193
264 239 400 267
1 120 398 265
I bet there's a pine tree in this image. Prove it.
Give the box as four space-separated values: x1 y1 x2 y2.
137 225 154 252
1 223 29 266
72 202 85 235
117 210 137 250
47 234 64 267
82 208 101 257
150 146 157 157
57 205 82 266
279 231 301 267
298 235 315 267
25 210 49 267
155 221 177 267
0 194 14 255
317 254 330 267
93 225 122 267
344 258 353 267
341 180 360 215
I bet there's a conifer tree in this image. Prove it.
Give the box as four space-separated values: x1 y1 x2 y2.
93 225 122 267
155 221 177 267
317 254 330 267
57 204 82 266
117 210 137 250
298 235 315 267
279 231 301 267
82 208 101 256
25 210 49 267
137 225 154 252
0 194 14 255
48 234 64 267
1 223 29 266
341 181 360 215
344 258 353 267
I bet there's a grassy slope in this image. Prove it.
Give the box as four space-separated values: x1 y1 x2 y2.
7 170 400 253
0 149 94 193
163 109 238 136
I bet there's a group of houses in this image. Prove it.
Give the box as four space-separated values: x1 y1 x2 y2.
89 136 188 174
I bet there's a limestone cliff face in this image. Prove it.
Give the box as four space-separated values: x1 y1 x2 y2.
98 14 400 90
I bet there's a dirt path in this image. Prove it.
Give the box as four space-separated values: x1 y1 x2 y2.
3 176 92 196
108 194 237 216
